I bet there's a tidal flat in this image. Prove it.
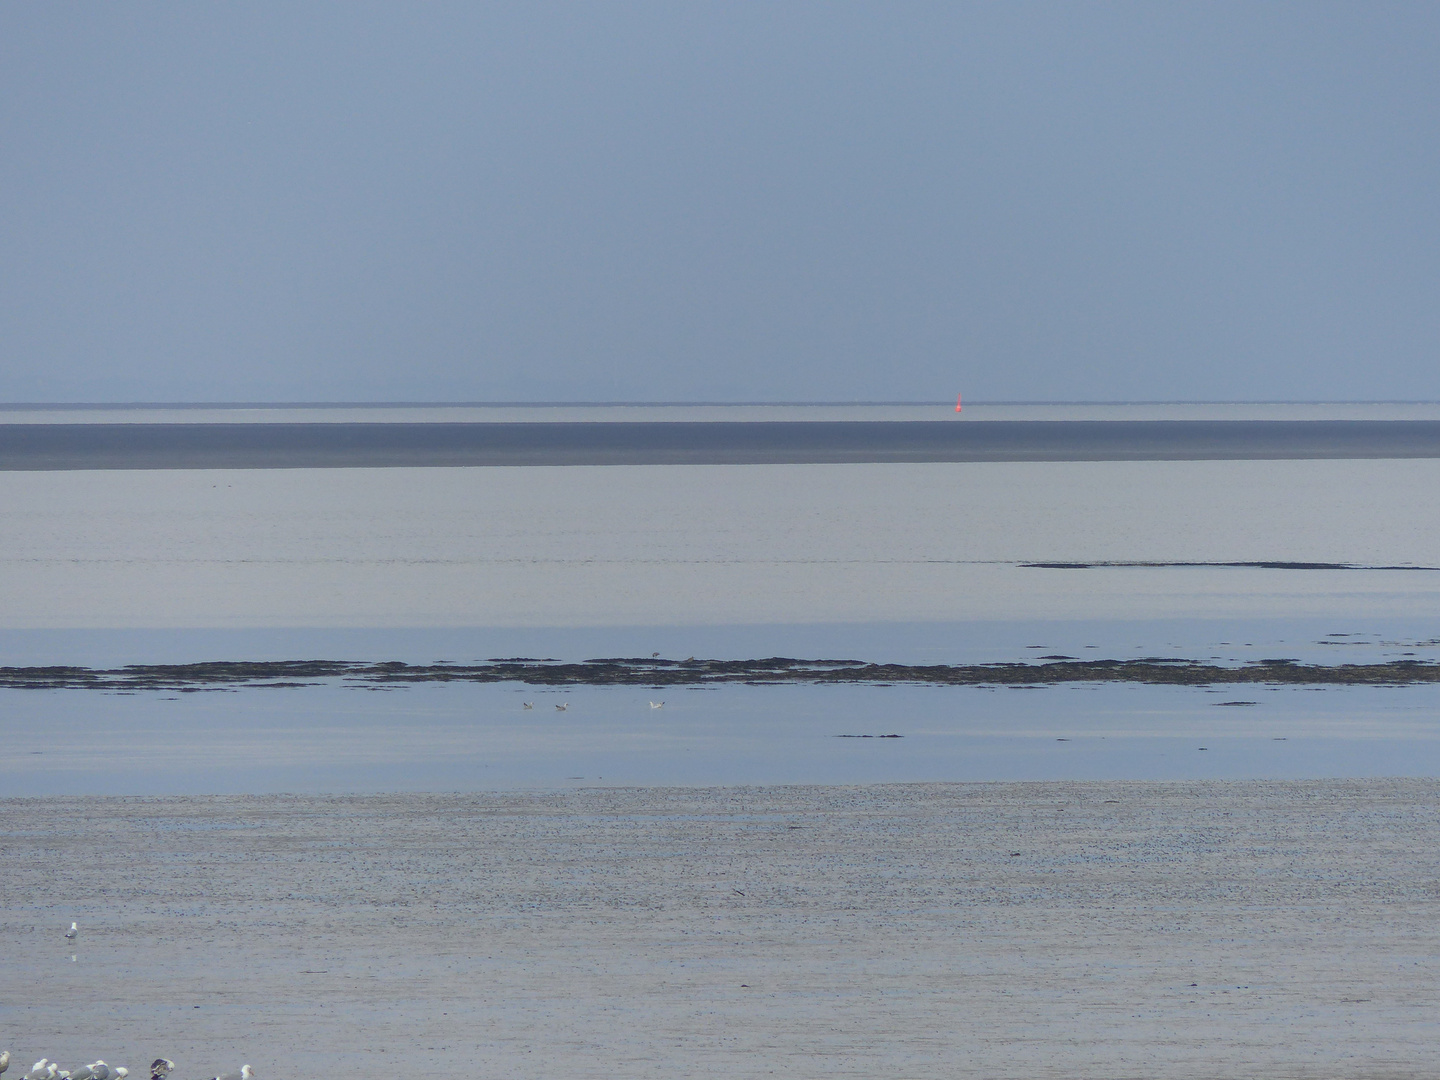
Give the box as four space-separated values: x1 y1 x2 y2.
4 780 1438 1079
3 435 1438 1076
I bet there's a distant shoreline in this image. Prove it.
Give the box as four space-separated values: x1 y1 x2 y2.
6 655 1440 691
5 418 1440 469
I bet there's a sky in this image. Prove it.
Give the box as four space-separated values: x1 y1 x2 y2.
1 2 1438 404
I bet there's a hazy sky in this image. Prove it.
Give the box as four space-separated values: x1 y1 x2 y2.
2 3 1437 403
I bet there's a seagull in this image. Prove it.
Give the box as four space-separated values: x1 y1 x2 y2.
649 701 664 709
23 1060 49 1080
64 922 78 941
555 703 568 711
92 1063 110 1080
68 1066 93 1080
112 1069 129 1080
208 1067 255 1080
522 702 534 710
149 1059 174 1080
1 1051 10 1076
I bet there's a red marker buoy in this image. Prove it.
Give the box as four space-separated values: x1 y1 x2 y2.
955 393 963 413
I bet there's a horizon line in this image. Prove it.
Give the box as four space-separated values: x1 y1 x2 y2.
4 399 1440 410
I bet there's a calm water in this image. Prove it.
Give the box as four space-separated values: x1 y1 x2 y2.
6 403 1440 469
4 459 1440 628
3 412 1438 794
4 677 1440 795
7 418 1440 469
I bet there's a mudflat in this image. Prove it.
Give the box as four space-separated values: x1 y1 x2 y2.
4 780 1438 1079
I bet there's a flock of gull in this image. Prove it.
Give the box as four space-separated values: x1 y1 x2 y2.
0 1056 251 1080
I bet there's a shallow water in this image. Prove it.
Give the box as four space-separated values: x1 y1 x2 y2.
4 459 1440 628
4 615 1439 667
2 453 1438 794
5 676 1439 795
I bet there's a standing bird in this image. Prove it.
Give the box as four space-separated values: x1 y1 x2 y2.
23 1061 49 1080
1 1050 11 1076
148 1060 173 1080
64 923 78 941
208 1068 254 1080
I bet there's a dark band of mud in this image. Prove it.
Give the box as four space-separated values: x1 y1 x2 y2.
3 656 1438 692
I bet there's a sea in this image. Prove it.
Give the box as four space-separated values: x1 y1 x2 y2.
3 402 1439 795
7 403 1440 1080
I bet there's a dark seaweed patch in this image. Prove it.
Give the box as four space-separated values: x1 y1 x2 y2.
3 655 1440 691
1021 560 1440 571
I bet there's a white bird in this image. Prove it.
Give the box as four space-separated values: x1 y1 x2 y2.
555 703 568 711
64 922 78 940
68 1066 93 1080
208 1067 255 1080
149 1059 174 1080
522 702 534 710
23 1059 48 1080
1 1050 11 1076
112 1069 128 1079
649 701 664 709
91 1063 110 1080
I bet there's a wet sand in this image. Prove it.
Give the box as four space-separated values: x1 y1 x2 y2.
4 780 1438 1079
